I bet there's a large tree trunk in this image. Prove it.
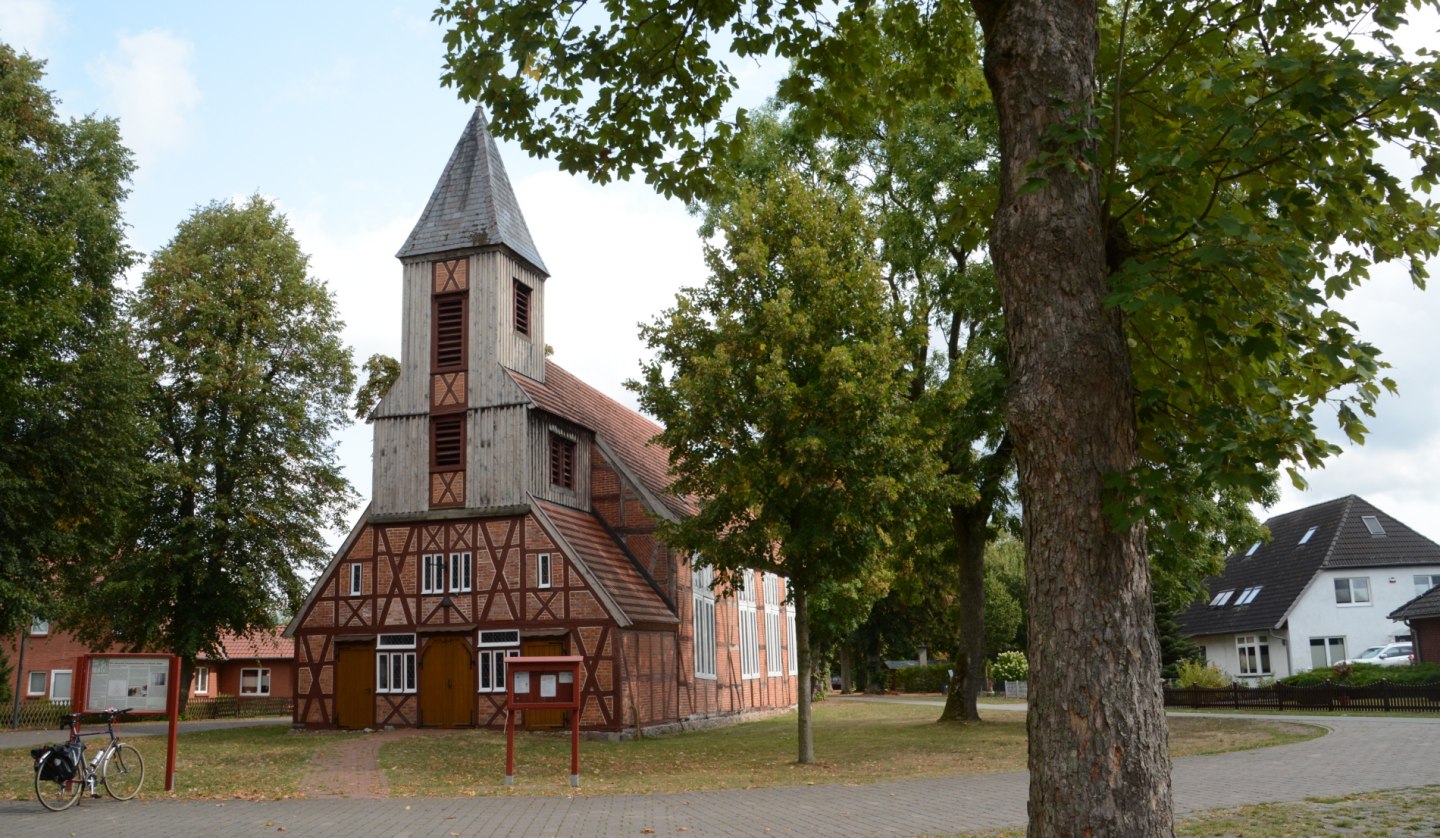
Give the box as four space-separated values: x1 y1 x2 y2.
795 588 814 764
939 504 987 721
969 1 1175 835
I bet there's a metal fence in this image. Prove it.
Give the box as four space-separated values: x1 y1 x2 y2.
1164 681 1440 713
7 695 293 729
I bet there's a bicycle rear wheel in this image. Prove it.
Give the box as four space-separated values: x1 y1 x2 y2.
34 752 84 811
102 743 145 800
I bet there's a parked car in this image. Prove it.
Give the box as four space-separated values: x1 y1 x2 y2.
1341 642 1413 666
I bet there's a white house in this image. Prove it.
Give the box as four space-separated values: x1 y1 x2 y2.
1177 495 1440 681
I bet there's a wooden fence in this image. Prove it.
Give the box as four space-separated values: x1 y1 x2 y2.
1164 681 1440 713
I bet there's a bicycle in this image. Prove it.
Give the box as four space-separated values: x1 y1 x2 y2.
32 707 145 811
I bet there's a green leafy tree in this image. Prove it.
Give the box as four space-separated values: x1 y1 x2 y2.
631 170 936 763
353 353 400 420
65 196 357 707
437 1 1439 831
0 43 148 634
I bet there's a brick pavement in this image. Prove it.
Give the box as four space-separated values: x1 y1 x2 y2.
298 728 443 799
4 708 1438 837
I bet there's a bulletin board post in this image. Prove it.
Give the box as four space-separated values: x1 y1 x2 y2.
503 656 583 788
72 653 182 792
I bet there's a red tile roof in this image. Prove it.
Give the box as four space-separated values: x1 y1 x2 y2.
199 627 293 661
533 499 677 625
509 362 697 517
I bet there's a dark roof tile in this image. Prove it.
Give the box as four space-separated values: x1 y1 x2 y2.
533 499 677 625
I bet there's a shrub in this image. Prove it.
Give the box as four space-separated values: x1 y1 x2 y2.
989 650 1029 683
1279 662 1440 687
893 662 953 693
1175 659 1231 689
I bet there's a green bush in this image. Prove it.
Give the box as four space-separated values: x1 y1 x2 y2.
893 662 953 693
1175 659 1231 688
989 650 1028 683
1279 662 1440 687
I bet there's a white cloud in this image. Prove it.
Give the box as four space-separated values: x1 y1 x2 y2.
0 0 63 56
90 30 200 175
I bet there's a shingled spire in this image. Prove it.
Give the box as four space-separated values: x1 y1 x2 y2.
396 109 548 274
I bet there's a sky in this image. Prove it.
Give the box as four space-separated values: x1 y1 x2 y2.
3 1 1438 545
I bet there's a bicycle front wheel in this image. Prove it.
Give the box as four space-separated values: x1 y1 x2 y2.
102 743 145 800
34 753 84 811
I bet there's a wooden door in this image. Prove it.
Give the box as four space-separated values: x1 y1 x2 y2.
420 636 474 727
521 637 565 730
335 644 374 729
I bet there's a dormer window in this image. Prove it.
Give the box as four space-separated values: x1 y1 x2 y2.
1362 515 1386 537
1298 526 1317 545
1235 586 1262 605
514 279 531 336
1209 590 1234 607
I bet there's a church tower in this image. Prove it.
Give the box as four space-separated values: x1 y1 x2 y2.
370 109 550 515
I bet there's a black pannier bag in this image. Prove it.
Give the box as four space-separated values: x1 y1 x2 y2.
32 743 80 781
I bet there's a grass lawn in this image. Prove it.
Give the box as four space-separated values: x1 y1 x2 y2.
968 785 1440 837
379 701 1321 797
1 702 1320 801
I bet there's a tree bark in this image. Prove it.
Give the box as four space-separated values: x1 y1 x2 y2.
939 504 986 721
795 588 814 764
970 0 1175 834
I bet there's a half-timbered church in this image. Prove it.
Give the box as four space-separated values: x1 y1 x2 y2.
285 110 798 732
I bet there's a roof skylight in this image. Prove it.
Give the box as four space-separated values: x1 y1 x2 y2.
1209 590 1234 607
1235 586 1262 605
1362 515 1386 537
1299 526 1318 545
1245 541 1261 557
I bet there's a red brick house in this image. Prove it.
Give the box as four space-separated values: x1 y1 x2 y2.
1390 583 1440 665
283 110 798 732
4 620 293 705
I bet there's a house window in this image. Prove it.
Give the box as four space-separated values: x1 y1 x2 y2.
377 634 417 695
1209 590 1234 607
349 564 363 596
549 433 575 490
738 571 760 679
49 670 72 704
30 616 49 636
239 668 271 696
692 562 716 679
537 553 552 589
432 293 467 370
1245 541 1261 557
1309 637 1347 669
1236 635 1271 676
430 414 465 470
194 666 210 695
1299 526 1318 545
27 671 46 696
449 552 473 593
764 573 783 677
514 279 531 336
1235 586 1262 605
1335 577 1371 606
786 606 798 676
1362 515 1386 537
1415 574 1440 596
422 553 446 594
478 648 520 693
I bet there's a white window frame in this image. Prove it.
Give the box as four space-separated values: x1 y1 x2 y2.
1236 635 1271 676
30 616 49 636
786 606 798 676
1309 637 1347 669
239 667 271 696
376 652 416 694
692 562 716 680
422 553 445 594
349 563 363 596
49 669 72 704
537 553 552 589
1415 574 1440 597
738 570 760 679
1335 576 1371 606
1209 590 1234 607
1235 586 1262 605
478 648 520 693
764 573 783 677
194 665 210 695
1362 515 1386 536
27 671 46 696
449 551 472 593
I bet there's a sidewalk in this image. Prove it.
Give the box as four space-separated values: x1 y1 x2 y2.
0 716 287 751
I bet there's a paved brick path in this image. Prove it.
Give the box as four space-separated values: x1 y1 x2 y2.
5 708 1439 837
298 728 446 799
